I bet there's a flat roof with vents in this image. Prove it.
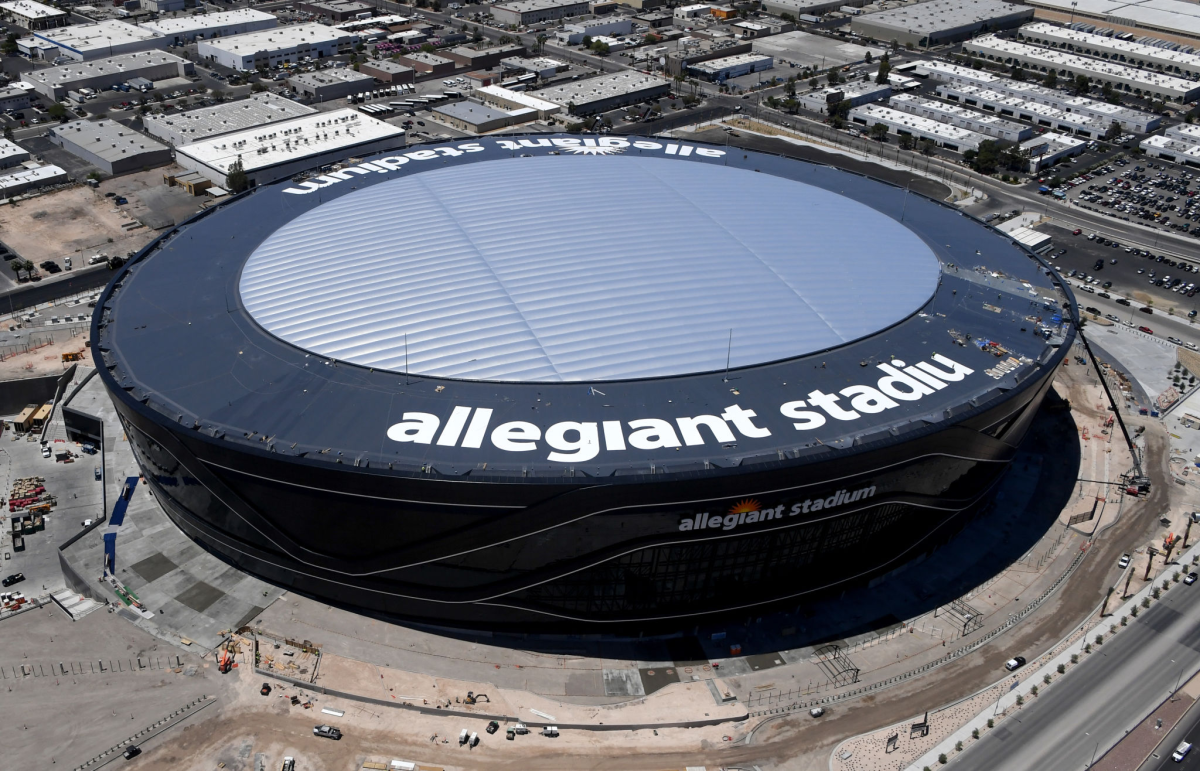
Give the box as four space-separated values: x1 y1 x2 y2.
142 92 316 145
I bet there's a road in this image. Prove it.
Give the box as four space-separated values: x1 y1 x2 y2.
955 574 1200 770
1139 699 1200 770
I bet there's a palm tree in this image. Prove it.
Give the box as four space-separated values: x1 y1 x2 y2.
536 33 547 54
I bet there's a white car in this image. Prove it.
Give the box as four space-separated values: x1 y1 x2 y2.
1174 741 1192 761
81 519 93 527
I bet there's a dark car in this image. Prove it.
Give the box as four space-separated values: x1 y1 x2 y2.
313 725 341 740
260 682 271 696
486 720 500 734
2 572 24 587
1004 656 1027 671
1140 306 1154 314
1085 306 1101 315
122 745 141 759
1117 298 1132 306
114 197 128 205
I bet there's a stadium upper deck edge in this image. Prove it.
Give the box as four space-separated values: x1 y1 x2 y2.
92 135 1076 628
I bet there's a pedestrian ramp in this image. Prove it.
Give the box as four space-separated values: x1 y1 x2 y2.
50 588 102 621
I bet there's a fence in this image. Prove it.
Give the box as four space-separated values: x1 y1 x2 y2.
71 695 214 770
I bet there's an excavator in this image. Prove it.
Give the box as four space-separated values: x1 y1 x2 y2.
464 691 490 706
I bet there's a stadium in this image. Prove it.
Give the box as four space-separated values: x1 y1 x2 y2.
92 135 1075 629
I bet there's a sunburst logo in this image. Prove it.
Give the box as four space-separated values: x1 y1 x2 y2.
561 145 625 155
728 498 761 515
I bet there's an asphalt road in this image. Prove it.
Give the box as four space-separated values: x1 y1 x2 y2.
955 575 1200 771
1139 699 1200 770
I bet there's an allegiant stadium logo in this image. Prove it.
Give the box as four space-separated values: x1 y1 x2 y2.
386 354 976 463
678 487 879 533
281 138 721 194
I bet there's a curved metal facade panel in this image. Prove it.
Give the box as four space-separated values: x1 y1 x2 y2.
239 155 941 382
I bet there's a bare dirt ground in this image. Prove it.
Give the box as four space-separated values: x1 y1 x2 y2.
0 331 94 378
0 185 154 270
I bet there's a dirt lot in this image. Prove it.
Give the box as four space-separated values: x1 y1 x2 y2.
0 185 154 274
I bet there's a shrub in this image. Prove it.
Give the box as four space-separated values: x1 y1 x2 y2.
1071 654 1079 664
1016 695 1025 706
1131 606 1140 617
1175 571 1183 582
1044 674 1052 685
1031 685 1039 696
987 718 994 728
1164 581 1172 592
972 728 980 739
1144 597 1152 607
1057 664 1065 674
1153 588 1161 600
1110 624 1117 634
1085 644 1092 654
956 740 964 751
1095 634 1104 646
939 754 948 765
1121 616 1128 626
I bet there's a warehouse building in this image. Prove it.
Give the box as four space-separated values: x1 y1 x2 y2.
0 86 31 112
962 35 1200 102
299 0 374 21
197 24 352 71
500 55 567 79
1141 123 1200 164
537 71 669 114
175 108 405 188
33 20 168 62
914 59 1161 132
1017 22 1200 78
1022 131 1086 172
432 100 533 132
491 0 590 26
0 138 30 170
395 51 455 74
0 0 67 31
138 9 278 45
556 16 633 44
0 164 67 197
665 38 753 77
888 93 1031 142
474 83 562 119
689 52 773 81
761 0 861 16
445 42 525 69
937 83 1138 138
849 103 987 151
289 67 374 101
850 0 1032 47
360 59 415 84
797 81 890 113
142 92 316 146
1020 0 1200 48
48 120 172 176
21 51 193 101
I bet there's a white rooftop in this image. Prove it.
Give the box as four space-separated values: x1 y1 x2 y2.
0 0 65 19
1024 0 1200 39
20 51 187 90
176 108 402 174
199 23 349 55
289 67 373 88
237 155 941 382
537 71 669 107
475 84 561 112
1021 130 1087 153
34 20 162 53
138 9 277 36
890 92 1026 131
968 35 1199 91
1020 21 1200 70
690 53 773 73
142 92 315 143
0 138 28 162
854 103 987 142
0 164 65 194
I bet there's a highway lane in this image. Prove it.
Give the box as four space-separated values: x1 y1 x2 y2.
1139 699 1200 770
954 577 1200 770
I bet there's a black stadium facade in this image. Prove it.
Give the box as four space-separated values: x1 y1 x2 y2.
93 135 1076 628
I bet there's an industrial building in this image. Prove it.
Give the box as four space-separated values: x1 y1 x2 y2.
174 108 405 188
760 0 857 16
849 0 1033 47
475 84 562 119
665 38 753 77
1141 123 1200 164
797 81 890 113
396 51 455 75
144 0 185 12
48 120 172 176
0 0 67 30
849 103 987 151
914 59 1161 132
142 92 316 146
33 20 168 62
0 86 31 112
500 55 567 79
749 29 880 71
888 93 1031 142
138 9 278 45
0 138 30 170
20 51 194 101
674 3 711 19
360 59 415 84
289 67 374 101
298 0 374 21
432 100 532 132
491 0 590 26
95 135 1074 628
0 164 67 197
935 82 1153 138
1017 22 1200 78
1020 0 1200 48
689 52 774 81
445 42 525 69
556 16 634 44
1022 131 1086 171
196 24 353 71
962 35 1200 102
537 71 670 114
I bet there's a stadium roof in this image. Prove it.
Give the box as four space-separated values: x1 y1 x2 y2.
239 155 941 382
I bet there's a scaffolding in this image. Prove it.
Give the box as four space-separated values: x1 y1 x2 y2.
812 644 860 687
934 598 985 637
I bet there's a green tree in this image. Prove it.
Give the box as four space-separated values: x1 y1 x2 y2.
46 102 67 122
876 52 891 85
1074 74 1090 95
826 69 841 85
1 33 17 56
1011 63 1026 81
828 98 850 128
1 125 10 141
808 77 819 88
9 258 24 282
864 51 873 64
1105 120 1122 141
581 35 592 48
537 33 547 54
251 82 267 93
898 132 914 150
226 156 249 194
590 40 609 55
473 26 483 43
1043 69 1057 89
870 122 889 142
420 42 436 53
919 137 936 155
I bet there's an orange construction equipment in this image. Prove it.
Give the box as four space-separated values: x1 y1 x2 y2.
218 648 233 674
